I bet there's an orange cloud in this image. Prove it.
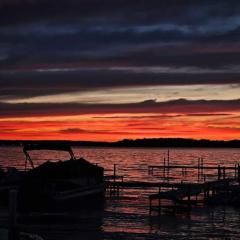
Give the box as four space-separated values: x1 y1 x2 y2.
0 112 239 141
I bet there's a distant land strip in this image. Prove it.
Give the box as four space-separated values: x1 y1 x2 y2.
0 138 240 148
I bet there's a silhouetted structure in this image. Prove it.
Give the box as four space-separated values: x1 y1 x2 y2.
0 138 240 148
0 143 105 211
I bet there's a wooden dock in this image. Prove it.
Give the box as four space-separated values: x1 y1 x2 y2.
149 178 238 214
148 163 240 181
105 161 240 215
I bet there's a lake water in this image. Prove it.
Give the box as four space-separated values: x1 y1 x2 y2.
0 146 240 240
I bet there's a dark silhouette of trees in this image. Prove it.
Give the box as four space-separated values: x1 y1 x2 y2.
0 138 240 148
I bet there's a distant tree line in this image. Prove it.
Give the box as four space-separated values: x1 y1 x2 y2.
112 138 240 148
0 138 240 148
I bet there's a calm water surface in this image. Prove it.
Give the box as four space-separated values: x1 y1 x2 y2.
0 147 240 240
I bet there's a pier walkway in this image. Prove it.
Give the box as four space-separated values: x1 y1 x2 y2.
149 178 236 214
105 162 240 215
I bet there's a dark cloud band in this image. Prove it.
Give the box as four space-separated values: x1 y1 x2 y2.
0 99 240 118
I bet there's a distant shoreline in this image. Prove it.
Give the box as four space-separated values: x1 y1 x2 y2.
0 138 239 148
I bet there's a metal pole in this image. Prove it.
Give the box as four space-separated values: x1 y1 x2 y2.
201 157 204 176
8 189 18 240
113 164 116 180
218 165 221 180
238 163 240 184
163 156 166 178
167 149 170 167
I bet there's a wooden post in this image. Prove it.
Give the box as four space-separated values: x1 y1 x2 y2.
223 166 226 180
187 185 191 210
201 157 204 177
163 156 166 178
197 158 200 179
218 165 221 180
167 150 170 181
113 164 116 182
234 164 237 179
167 149 170 167
204 188 206 201
207 183 210 198
113 164 117 193
238 163 240 184
8 189 18 240
158 198 161 215
149 198 152 215
150 167 153 175
158 187 161 215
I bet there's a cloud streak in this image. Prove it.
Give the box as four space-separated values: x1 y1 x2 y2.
0 99 240 118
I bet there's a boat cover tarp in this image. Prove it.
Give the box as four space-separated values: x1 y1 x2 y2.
25 158 104 181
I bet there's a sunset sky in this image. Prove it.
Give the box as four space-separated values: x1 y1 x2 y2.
0 0 240 141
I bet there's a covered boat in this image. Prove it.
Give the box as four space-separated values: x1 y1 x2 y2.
3 143 105 210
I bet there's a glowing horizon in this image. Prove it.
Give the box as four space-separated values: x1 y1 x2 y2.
1 110 239 141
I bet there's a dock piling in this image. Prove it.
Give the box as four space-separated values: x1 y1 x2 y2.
237 163 240 184
8 189 18 240
223 166 226 180
167 149 170 167
218 165 221 180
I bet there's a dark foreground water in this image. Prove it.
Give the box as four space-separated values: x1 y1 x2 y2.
0 147 240 240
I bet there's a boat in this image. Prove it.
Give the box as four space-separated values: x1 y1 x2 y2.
0 143 105 211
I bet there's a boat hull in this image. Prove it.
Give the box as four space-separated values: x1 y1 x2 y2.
18 183 105 212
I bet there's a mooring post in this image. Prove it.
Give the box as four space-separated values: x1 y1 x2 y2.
187 184 191 210
158 198 161 215
113 164 117 193
217 165 221 180
8 189 18 240
236 164 238 179
149 198 152 215
113 164 116 181
223 166 226 180
204 187 206 201
167 149 170 167
238 163 240 184
207 183 210 199
197 158 200 174
166 149 170 180
234 164 236 179
201 157 204 176
149 166 153 175
163 155 166 175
